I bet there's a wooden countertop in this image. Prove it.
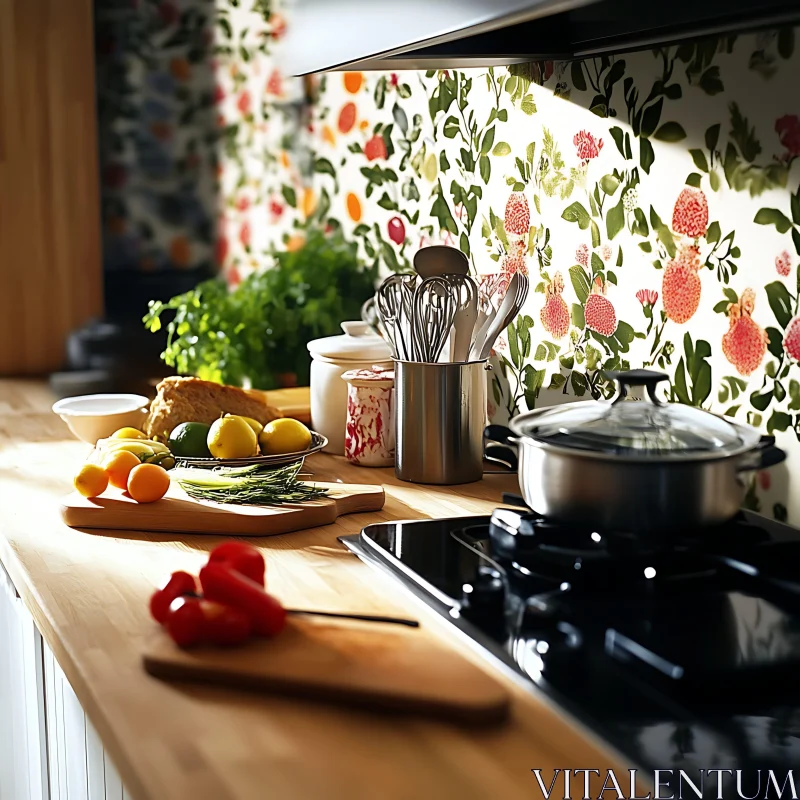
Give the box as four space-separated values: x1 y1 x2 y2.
0 379 627 800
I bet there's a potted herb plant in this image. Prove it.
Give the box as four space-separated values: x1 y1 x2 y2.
143 229 378 389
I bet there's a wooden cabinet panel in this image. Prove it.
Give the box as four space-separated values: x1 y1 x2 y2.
0 0 103 374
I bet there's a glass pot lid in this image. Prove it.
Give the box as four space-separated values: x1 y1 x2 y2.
511 370 759 458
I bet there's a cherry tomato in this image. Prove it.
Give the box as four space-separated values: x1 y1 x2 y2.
199 600 252 645
149 571 198 624
165 596 205 647
199 562 286 637
208 541 265 586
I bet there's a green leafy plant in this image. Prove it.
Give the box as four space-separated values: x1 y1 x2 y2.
143 229 378 389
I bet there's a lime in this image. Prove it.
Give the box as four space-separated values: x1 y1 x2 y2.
168 422 212 458
208 417 258 459
259 419 313 455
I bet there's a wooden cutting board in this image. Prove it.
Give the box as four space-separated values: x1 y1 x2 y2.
143 616 510 724
60 482 384 536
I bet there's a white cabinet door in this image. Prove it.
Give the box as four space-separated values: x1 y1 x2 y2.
43 646 130 800
0 564 48 800
0 562 130 800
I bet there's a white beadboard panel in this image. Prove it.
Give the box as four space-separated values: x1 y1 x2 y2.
0 562 48 800
44 646 61 800
62 678 89 800
0 563 19 800
19 603 48 800
42 639 131 800
102 750 123 800
85 721 106 800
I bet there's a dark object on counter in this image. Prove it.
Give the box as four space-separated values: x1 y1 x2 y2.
342 506 800 777
484 369 785 541
285 609 419 627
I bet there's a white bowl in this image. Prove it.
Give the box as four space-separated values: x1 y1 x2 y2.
52 394 150 444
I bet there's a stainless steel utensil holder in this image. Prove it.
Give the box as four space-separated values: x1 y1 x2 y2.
395 360 489 485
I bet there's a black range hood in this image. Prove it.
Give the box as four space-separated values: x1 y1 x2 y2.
283 0 800 75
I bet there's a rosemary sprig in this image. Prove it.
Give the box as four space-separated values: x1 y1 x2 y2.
172 462 329 506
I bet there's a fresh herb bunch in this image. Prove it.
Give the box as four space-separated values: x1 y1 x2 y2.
172 462 328 506
143 229 378 389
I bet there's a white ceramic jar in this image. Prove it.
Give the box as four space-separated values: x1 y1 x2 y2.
307 322 392 455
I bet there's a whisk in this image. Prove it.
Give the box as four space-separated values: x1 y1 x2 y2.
375 274 411 359
411 277 457 363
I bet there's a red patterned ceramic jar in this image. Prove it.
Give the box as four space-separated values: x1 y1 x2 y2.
341 365 395 467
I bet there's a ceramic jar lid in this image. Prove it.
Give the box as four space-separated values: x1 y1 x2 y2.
307 321 391 362
341 364 395 388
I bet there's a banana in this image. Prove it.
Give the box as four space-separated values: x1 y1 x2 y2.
97 437 170 456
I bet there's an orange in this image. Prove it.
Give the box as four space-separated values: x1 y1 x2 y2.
103 450 141 490
346 193 362 222
301 187 317 218
74 464 109 499
337 102 356 134
359 119 369 131
343 72 363 93
127 463 170 503
279 151 291 169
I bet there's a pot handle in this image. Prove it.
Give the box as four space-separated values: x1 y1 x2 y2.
604 369 669 406
737 435 787 472
483 425 519 472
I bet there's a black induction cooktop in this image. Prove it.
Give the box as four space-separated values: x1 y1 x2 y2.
341 506 800 791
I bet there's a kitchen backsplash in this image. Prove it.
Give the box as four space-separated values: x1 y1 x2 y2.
102 2 800 521
95 0 220 274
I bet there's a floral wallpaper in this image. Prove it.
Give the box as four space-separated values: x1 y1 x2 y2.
105 3 800 521
95 0 219 272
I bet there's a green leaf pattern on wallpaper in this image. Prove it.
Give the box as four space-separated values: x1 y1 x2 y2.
216 4 800 520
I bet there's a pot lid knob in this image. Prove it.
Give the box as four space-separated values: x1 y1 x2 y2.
604 369 669 405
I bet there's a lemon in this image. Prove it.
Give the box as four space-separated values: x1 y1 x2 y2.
259 419 312 455
207 416 258 459
224 414 263 436
110 427 148 440
74 463 109 498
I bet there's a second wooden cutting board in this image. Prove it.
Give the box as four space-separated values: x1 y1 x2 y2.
60 482 385 536
143 615 510 724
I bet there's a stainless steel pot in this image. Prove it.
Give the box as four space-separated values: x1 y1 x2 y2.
485 370 786 538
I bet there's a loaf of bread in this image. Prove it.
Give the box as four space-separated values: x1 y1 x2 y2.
145 376 282 438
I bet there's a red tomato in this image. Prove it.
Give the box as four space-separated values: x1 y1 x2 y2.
208 541 265 586
165 597 205 647
149 571 198 624
199 600 252 645
200 562 286 637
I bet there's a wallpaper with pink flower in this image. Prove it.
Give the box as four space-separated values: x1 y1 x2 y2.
208 9 800 520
